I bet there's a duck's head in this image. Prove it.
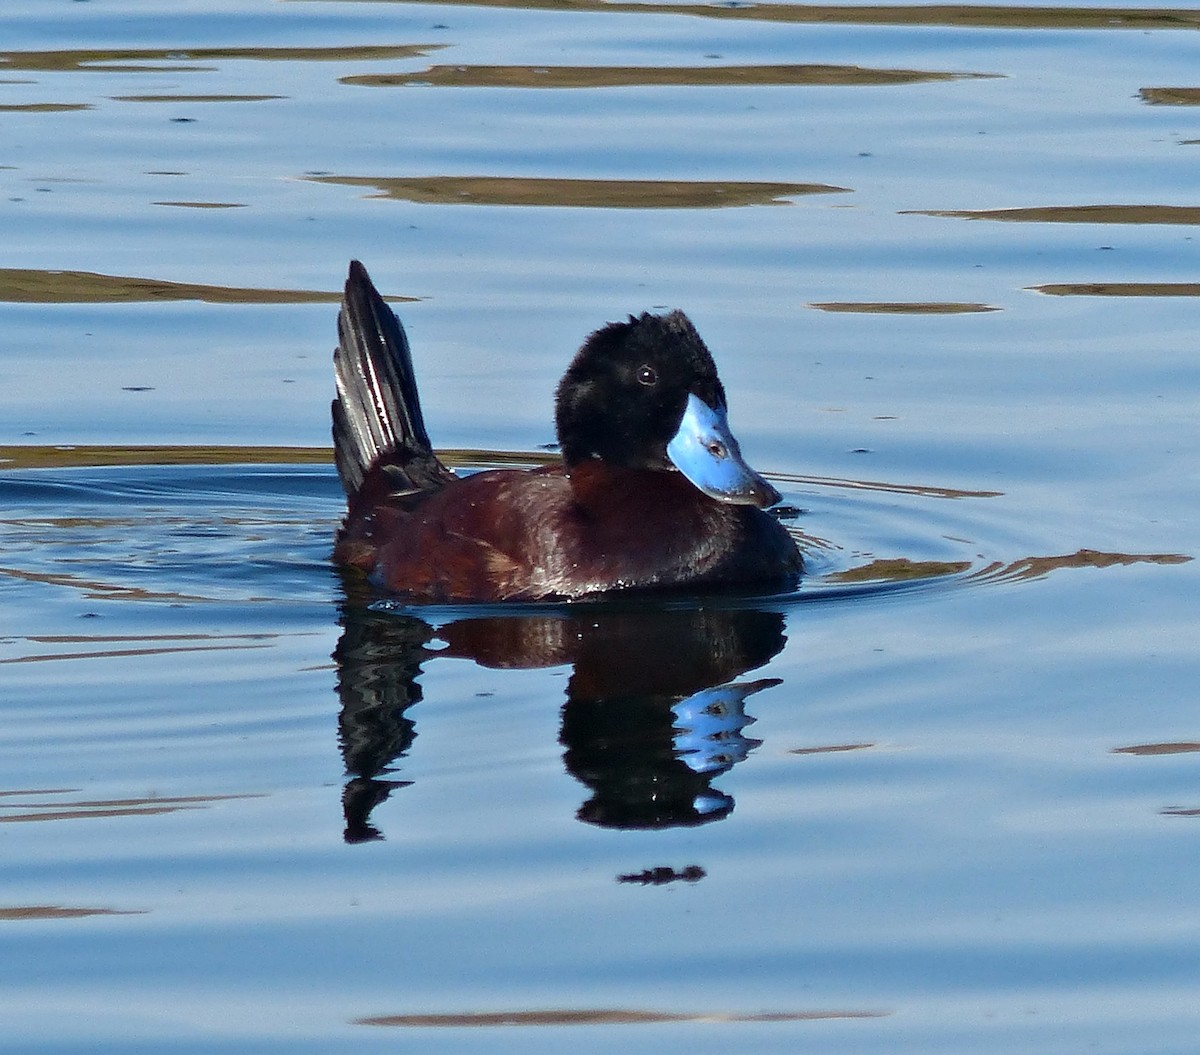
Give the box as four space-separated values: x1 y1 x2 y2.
554 310 781 508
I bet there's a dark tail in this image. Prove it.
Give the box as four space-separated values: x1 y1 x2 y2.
332 261 454 500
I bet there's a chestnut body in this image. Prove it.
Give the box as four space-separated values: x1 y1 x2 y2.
332 261 801 602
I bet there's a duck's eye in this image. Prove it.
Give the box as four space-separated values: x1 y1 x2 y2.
636 365 658 386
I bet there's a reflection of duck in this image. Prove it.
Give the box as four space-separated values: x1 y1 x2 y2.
334 599 787 841
551 607 784 829
334 604 430 843
331 261 801 601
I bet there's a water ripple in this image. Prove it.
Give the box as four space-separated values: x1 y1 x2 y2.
1 450 1186 608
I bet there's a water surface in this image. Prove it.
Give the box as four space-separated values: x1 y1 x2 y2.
2 1 1199 1052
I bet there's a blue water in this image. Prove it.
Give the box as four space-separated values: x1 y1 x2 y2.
2 1 1199 1052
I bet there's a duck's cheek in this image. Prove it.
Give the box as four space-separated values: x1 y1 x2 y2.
665 393 782 508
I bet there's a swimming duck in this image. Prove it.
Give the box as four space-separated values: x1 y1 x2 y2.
332 260 801 601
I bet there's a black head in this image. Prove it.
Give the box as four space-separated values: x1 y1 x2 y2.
554 310 726 471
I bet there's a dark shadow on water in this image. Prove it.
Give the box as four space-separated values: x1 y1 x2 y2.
334 590 788 842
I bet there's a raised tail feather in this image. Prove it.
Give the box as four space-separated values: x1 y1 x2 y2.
332 260 454 500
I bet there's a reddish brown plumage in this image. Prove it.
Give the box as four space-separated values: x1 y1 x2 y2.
331 261 802 602
335 460 800 601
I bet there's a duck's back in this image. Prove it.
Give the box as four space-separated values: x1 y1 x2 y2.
340 460 800 602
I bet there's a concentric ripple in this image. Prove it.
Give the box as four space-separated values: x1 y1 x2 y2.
3 446 1180 611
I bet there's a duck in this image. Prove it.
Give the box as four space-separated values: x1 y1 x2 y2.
331 260 802 602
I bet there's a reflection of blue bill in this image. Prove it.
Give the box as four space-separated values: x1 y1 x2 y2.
672 679 778 775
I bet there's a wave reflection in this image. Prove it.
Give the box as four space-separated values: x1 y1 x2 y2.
285 0 1200 32
343 62 993 89
307 174 848 208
